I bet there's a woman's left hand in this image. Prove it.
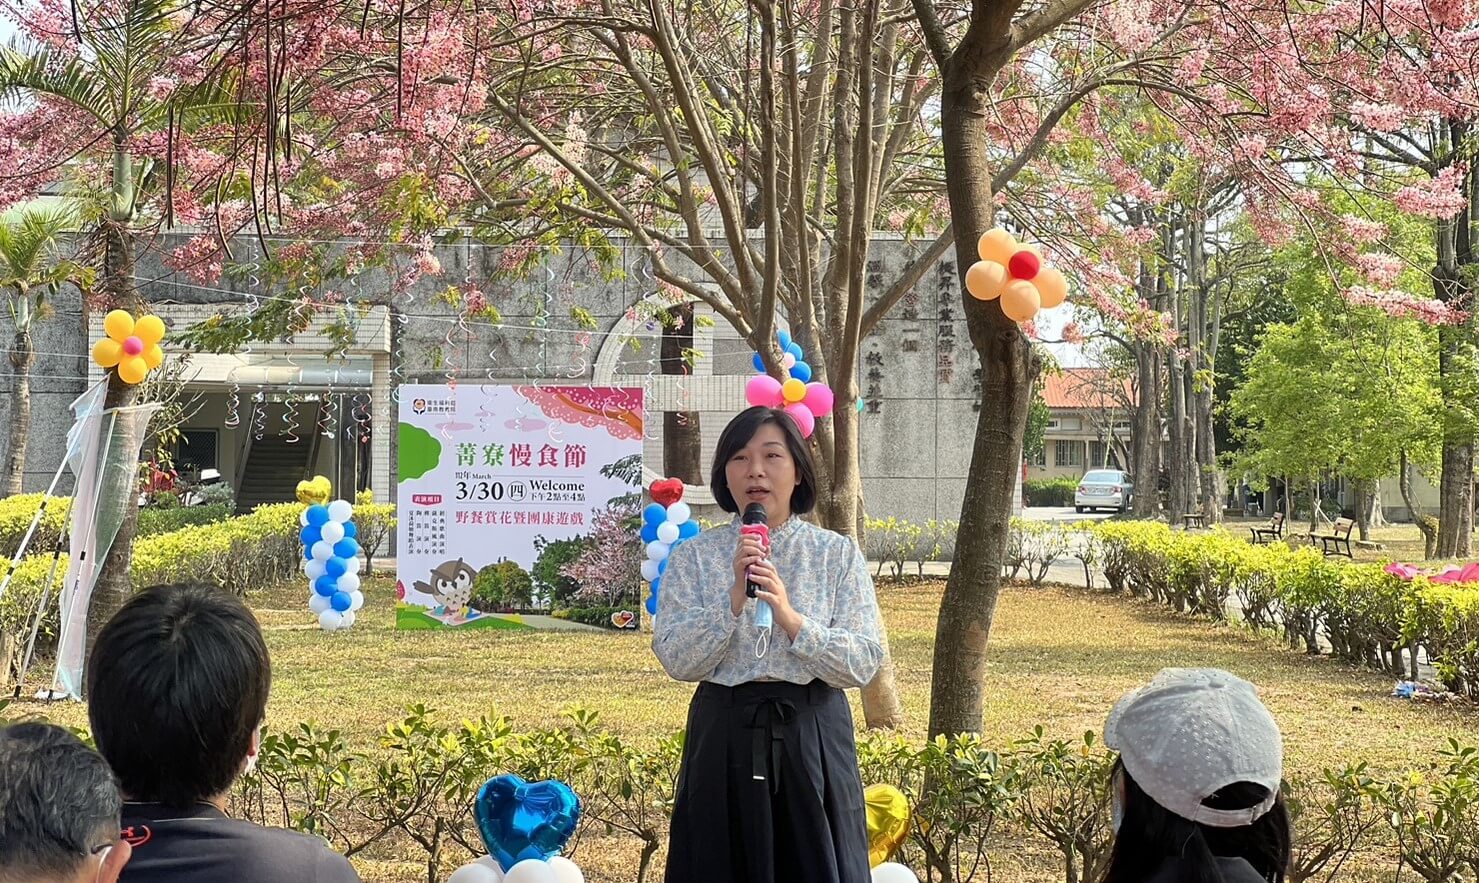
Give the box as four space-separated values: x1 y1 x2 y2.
747 560 804 640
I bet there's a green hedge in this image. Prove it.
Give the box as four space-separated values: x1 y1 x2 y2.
551 605 638 628
1024 477 1079 507
1090 522 1479 697
137 504 233 536
0 494 70 557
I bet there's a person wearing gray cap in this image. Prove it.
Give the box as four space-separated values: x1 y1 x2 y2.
1100 668 1291 883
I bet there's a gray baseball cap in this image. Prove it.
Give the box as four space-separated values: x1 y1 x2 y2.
1104 668 1283 828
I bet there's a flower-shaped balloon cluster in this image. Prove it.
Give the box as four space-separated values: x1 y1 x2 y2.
745 331 835 438
964 228 1069 323
91 310 166 385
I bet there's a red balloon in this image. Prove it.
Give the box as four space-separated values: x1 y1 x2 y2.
1008 250 1041 280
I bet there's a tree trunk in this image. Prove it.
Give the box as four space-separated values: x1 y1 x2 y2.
659 302 702 485
927 36 1041 738
1167 349 1190 522
1433 121 1475 559
5 326 33 496
1400 450 1439 559
1131 341 1160 518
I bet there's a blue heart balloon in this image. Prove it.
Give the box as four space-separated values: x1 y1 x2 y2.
474 774 581 872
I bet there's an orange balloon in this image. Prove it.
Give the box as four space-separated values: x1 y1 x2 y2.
977 228 1017 265
103 309 134 341
118 357 149 385
1033 266 1068 308
143 344 164 369
782 378 807 404
1000 280 1041 322
965 260 1008 301
92 338 123 368
134 314 166 345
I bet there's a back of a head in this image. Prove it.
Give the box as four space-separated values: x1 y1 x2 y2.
87 583 271 807
0 722 121 882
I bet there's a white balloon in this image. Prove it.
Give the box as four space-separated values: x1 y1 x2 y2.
349 590 365 611
309 594 332 614
305 559 327 580
338 572 361 595
871 863 920 883
645 540 670 562
318 610 344 631
656 521 680 544
640 559 659 582
299 509 310 527
320 521 346 544
340 610 356 629
447 862 503 883
666 502 691 525
548 857 583 883
781 352 797 369
350 556 364 574
505 860 558 883
327 499 354 523
311 541 334 561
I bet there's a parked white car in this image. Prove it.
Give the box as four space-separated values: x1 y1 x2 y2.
1075 469 1133 513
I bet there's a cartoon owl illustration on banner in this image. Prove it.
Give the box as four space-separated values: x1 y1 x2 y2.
413 558 479 621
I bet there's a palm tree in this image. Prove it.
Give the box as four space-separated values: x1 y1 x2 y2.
0 207 92 495
0 0 249 630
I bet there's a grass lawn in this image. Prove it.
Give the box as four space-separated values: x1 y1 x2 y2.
16 573 1479 881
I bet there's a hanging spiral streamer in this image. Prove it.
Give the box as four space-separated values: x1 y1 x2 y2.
224 369 241 427
252 390 268 441
319 391 337 438
390 310 409 404
567 330 591 379
282 349 301 444
352 393 372 443
637 255 660 441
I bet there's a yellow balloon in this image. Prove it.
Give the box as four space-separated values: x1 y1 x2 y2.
92 338 123 368
976 228 1017 265
134 314 166 345
103 309 135 341
143 344 164 369
1033 265 1069 309
965 260 1008 301
1000 279 1041 323
864 784 911 868
296 475 333 505
782 378 806 404
117 356 148 385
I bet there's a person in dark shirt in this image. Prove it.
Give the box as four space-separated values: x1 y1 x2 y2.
1099 668 1291 883
87 583 360 883
0 721 132 883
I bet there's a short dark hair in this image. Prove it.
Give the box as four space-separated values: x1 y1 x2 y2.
0 722 121 881
710 406 817 515
88 583 271 807
1101 760 1291 883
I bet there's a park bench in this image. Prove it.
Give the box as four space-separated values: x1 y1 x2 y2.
1180 512 1207 530
1249 512 1285 545
1312 517 1355 558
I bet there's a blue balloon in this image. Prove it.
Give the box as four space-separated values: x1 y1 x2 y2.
475 775 581 872
786 341 804 359
643 503 667 526
640 523 658 543
330 590 352 612
651 575 661 593
343 521 358 539
326 557 349 579
333 538 360 560
790 361 812 382
658 557 669 576
299 525 321 546
678 520 700 539
752 352 765 372
305 505 330 527
304 546 315 560
777 329 792 348
314 574 339 596
646 594 658 615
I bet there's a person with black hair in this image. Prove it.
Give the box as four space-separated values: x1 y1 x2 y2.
0 722 132 883
653 406 883 883
87 583 360 883
1101 668 1292 883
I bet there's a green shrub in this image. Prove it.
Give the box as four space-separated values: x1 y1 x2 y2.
0 494 71 557
552 605 638 628
471 560 534 610
1024 477 1079 507
137 504 232 536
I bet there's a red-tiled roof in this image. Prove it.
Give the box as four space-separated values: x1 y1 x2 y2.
1041 368 1135 410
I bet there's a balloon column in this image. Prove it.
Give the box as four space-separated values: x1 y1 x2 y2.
91 310 166 385
447 774 584 883
745 331 836 438
300 499 365 631
964 228 1069 323
640 478 698 616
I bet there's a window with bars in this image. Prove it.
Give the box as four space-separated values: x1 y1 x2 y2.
1055 439 1084 467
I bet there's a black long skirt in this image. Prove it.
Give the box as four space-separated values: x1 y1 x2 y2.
664 679 872 883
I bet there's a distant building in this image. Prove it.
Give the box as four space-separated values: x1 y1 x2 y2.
1027 368 1134 481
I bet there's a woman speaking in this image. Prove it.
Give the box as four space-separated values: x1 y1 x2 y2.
653 405 884 883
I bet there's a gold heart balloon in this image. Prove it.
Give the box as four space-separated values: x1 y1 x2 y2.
864 783 910 868
296 475 332 505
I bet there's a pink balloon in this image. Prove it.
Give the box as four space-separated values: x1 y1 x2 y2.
784 403 815 437
746 374 784 408
802 383 834 416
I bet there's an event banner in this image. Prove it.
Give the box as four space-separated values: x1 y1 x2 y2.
396 385 645 630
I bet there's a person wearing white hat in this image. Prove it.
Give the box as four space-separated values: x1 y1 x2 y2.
1100 668 1291 883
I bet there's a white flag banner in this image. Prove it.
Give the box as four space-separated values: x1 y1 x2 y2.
51 385 160 699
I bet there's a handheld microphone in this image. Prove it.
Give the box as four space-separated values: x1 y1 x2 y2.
740 503 773 633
